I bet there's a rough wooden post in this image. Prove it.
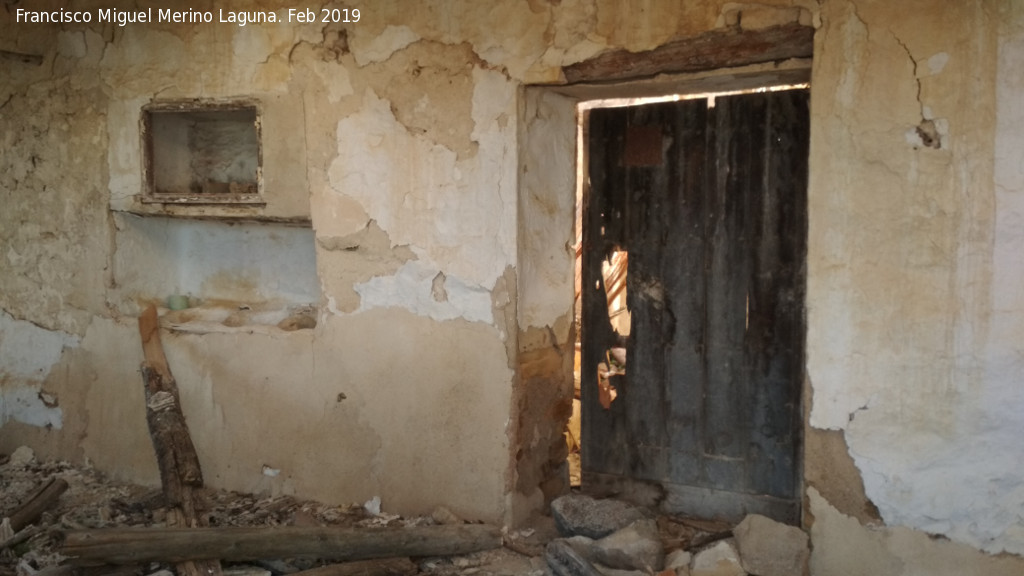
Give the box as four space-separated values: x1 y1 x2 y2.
137 304 222 576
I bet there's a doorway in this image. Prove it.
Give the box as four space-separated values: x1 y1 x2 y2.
575 87 809 523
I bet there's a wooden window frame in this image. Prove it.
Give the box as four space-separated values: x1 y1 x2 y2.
141 99 264 205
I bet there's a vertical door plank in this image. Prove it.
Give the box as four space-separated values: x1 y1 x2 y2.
703 95 767 493
663 100 711 487
746 90 809 498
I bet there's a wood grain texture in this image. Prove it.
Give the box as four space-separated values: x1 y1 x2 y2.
137 305 221 576
563 23 814 84
61 525 502 565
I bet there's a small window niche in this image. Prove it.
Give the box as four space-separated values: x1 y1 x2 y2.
142 100 263 205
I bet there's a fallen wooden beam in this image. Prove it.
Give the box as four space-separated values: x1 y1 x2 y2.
562 23 814 84
6 477 68 532
291 557 418 576
137 304 221 576
61 524 502 565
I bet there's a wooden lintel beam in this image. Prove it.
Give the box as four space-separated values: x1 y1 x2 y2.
562 23 814 85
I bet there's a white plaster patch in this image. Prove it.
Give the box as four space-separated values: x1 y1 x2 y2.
517 89 578 330
327 87 516 288
0 310 78 429
927 52 950 75
350 25 420 66
847 407 1024 555
0 311 79 378
0 386 63 429
353 261 494 324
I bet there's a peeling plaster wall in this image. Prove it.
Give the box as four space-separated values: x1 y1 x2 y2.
510 87 578 523
806 0 1024 562
0 311 78 429
2 1 1024 565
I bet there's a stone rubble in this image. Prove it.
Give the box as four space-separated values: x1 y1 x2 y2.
549 495 647 539
690 539 745 576
546 496 810 576
664 549 693 573
732 514 809 576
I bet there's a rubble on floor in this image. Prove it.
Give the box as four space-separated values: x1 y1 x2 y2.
0 448 536 576
2 448 810 576
545 494 810 576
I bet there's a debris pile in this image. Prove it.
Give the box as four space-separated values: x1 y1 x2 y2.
0 447 534 576
544 494 810 576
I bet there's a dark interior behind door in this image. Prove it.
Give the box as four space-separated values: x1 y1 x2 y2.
580 89 809 523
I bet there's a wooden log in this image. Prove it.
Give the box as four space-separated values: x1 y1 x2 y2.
291 557 418 576
562 23 814 84
6 477 68 532
61 524 502 565
137 304 221 576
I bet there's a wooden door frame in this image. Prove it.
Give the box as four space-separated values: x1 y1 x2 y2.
511 25 814 527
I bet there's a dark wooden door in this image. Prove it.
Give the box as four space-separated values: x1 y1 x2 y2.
580 90 808 523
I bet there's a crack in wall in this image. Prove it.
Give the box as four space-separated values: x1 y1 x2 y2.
891 29 942 149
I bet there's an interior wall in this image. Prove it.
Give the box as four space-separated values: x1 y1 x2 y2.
1 3 1023 570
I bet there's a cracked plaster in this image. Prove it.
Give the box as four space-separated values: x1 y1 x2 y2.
326 72 517 314
808 0 1024 557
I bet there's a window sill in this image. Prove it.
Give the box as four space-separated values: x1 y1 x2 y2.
114 205 312 227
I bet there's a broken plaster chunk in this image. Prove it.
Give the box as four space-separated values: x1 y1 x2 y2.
691 539 746 576
277 311 317 331
665 549 693 572
732 514 809 576
591 519 665 572
9 446 36 467
146 391 176 412
364 495 382 515
431 505 463 525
